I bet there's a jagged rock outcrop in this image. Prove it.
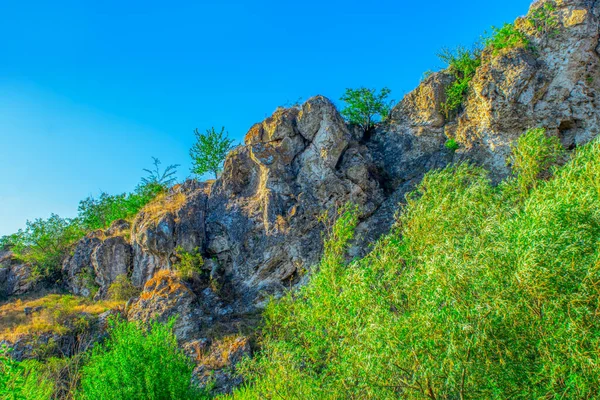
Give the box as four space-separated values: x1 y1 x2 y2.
62 219 133 298
454 0 600 176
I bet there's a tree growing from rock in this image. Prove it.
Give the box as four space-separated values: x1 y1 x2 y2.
189 127 235 179
340 87 393 133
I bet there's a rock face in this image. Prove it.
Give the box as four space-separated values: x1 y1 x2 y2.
62 220 133 299
454 0 600 176
0 251 34 298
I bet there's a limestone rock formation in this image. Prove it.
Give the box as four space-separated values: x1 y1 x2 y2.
62 219 133 298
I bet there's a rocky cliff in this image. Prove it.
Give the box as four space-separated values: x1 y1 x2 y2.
6 0 600 394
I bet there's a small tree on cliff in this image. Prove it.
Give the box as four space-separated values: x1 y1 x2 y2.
340 87 393 133
189 127 235 179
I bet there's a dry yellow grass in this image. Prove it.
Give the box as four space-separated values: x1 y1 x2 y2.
140 192 187 224
139 269 188 300
0 294 123 341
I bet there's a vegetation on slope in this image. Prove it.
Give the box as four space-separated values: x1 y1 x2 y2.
229 132 600 399
77 318 204 400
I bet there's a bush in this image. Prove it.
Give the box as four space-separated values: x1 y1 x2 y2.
106 274 140 301
173 246 204 280
230 136 600 399
528 1 560 35
438 46 482 116
78 183 165 232
2 215 85 283
340 87 393 133
485 23 530 55
445 138 460 152
0 345 54 400
509 127 563 194
78 318 203 400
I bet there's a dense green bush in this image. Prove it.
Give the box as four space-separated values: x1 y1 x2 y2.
438 46 481 116
78 318 203 400
78 180 168 232
1 345 54 400
173 246 204 280
485 23 530 55
229 135 600 399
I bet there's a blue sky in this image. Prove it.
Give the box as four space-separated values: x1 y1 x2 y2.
0 0 532 236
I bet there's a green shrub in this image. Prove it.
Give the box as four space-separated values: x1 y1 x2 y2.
78 318 203 400
173 246 204 280
78 183 164 232
340 87 393 133
485 23 530 55
229 136 600 399
106 274 140 301
0 345 54 400
1 215 85 283
509 127 563 194
445 138 460 152
438 46 482 116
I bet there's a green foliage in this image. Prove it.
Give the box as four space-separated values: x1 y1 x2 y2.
0 345 54 400
173 246 204 280
229 136 600 399
106 274 139 301
340 87 393 133
528 2 560 35
190 127 236 179
438 46 482 116
444 138 460 152
78 318 203 400
2 215 85 283
485 23 530 55
509 127 563 194
78 158 173 231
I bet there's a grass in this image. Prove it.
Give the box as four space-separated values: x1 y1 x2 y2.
0 294 123 342
139 192 187 224
225 136 600 399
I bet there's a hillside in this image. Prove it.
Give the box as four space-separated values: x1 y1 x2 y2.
2 0 600 398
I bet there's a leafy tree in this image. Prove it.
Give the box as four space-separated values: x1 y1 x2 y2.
78 318 203 400
340 87 393 133
190 127 235 179
141 157 180 188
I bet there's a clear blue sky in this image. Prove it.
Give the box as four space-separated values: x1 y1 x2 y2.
0 0 532 236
